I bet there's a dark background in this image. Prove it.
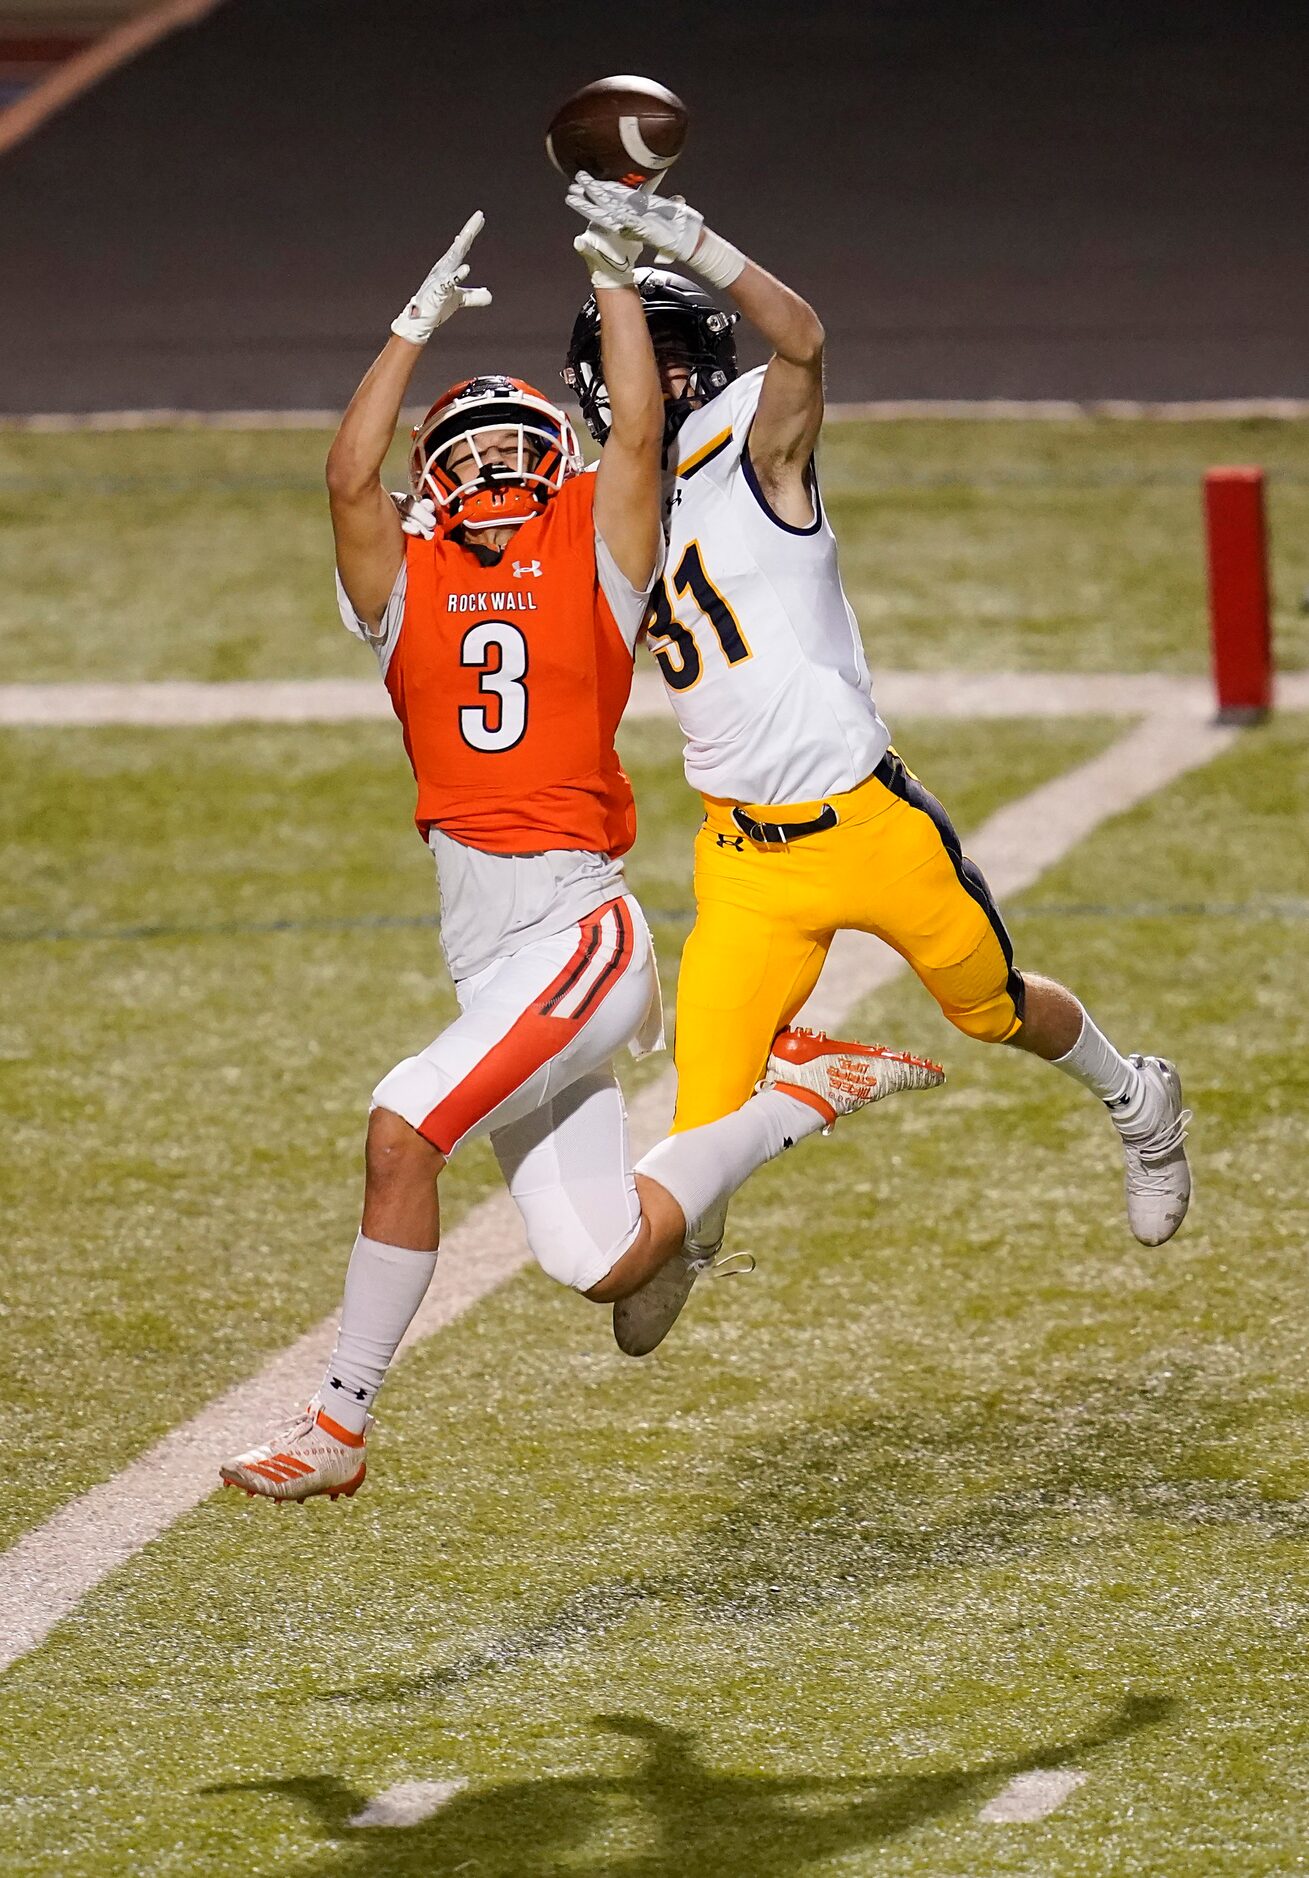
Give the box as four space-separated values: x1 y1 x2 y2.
3 0 1307 413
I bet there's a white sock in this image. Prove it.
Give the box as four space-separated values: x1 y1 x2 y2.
635 1089 824 1245
319 1233 438 1434
1051 1008 1145 1127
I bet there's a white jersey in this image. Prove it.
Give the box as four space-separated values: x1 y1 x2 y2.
655 366 890 806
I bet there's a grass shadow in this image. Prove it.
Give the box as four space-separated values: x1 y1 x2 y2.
206 1695 1174 1877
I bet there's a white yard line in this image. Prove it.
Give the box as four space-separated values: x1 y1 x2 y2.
977 1768 1087 1823
6 399 1309 430
0 710 1238 1673
4 668 1305 728
0 678 397 728
347 1779 467 1828
826 398 1309 423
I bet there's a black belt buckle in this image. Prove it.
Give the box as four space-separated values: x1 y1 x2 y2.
731 802 839 846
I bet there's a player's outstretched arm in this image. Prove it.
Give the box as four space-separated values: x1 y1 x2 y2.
574 223 665 591
326 213 492 629
566 176 823 527
719 259 824 519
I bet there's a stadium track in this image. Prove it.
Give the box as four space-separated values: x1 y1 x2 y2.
1 0 1307 412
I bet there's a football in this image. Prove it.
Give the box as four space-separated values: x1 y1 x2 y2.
545 75 688 185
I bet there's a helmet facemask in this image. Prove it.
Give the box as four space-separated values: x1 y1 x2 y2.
563 271 739 458
409 380 583 533
648 318 732 451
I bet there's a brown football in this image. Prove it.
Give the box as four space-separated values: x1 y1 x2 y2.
546 75 688 185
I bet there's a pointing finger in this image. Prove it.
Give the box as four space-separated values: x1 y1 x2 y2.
453 209 485 254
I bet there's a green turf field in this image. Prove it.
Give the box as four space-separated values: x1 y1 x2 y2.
2 423 1308 1875
2 418 1307 681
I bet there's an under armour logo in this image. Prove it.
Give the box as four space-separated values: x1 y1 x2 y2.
670 489 684 508
513 559 543 578
783 1136 794 1150
330 1376 367 1401
715 833 745 850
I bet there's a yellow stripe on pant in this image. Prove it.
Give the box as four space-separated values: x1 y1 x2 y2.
671 751 1024 1132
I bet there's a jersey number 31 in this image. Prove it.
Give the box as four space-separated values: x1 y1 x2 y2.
645 542 751 691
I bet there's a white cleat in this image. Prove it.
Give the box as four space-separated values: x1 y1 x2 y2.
766 1025 946 1125
219 1398 371 1504
1117 1054 1192 1245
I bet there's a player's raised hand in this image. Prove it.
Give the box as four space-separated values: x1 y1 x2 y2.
391 212 493 345
565 173 744 290
573 221 643 291
566 172 699 262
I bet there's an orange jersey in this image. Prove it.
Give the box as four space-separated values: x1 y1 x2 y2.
386 473 637 858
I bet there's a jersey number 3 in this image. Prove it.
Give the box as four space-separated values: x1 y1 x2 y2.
645 542 751 692
459 621 528 752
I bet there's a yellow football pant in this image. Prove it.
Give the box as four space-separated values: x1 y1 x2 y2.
671 749 1025 1132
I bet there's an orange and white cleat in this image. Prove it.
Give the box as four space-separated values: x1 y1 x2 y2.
766 1026 945 1126
219 1398 370 1504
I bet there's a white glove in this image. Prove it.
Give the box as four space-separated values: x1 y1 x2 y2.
392 491 436 538
565 172 745 290
573 221 643 291
391 211 493 345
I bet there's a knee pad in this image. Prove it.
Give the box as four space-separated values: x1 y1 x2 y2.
529 1218 636 1295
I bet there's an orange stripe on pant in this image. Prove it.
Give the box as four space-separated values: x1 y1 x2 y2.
417 899 633 1155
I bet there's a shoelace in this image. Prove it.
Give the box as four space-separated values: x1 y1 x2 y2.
1126 1108 1192 1165
254 1407 315 1447
688 1250 757 1278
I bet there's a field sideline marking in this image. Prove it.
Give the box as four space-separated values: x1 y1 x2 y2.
978 1768 1087 1823
5 398 1309 430
0 710 1237 1675
3 669 1307 728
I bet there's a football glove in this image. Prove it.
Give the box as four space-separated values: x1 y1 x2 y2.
574 221 643 291
392 491 436 539
565 173 745 290
391 212 493 345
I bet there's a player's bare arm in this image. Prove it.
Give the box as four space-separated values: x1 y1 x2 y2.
566 173 823 526
572 220 665 589
722 260 825 518
326 212 492 628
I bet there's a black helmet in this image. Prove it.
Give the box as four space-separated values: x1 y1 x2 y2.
562 267 739 450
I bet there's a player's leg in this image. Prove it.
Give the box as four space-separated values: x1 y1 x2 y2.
852 751 1190 1245
219 898 649 1501
493 1028 944 1359
669 819 834 1270
668 811 944 1287
489 1066 696 1299
1002 971 1190 1244
671 892 832 1133
492 1049 862 1301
